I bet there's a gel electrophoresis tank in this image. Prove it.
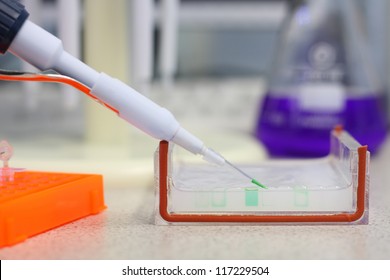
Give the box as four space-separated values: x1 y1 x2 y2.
155 128 369 225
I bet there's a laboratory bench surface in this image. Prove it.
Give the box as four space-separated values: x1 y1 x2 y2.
0 77 389 259
1 136 390 260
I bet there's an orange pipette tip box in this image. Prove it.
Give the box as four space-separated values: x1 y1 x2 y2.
0 171 106 248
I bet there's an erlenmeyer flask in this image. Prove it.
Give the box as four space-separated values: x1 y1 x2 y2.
255 0 387 157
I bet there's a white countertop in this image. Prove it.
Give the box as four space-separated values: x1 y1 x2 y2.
1 134 390 260
1 78 390 260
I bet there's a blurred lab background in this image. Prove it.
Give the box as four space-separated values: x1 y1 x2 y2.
0 0 388 185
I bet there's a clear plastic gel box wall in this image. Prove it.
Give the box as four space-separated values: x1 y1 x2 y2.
154 128 369 225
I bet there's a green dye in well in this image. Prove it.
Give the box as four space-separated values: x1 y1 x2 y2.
245 188 259 206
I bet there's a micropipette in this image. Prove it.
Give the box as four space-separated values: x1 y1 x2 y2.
0 0 265 188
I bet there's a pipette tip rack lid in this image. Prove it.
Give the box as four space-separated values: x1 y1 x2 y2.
0 140 106 248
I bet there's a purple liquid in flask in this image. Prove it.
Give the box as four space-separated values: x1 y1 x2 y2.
255 0 388 157
256 92 387 157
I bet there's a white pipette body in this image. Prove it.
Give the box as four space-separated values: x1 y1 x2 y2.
8 20 225 166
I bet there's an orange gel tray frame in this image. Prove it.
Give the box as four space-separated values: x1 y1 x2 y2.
0 171 106 247
156 128 368 224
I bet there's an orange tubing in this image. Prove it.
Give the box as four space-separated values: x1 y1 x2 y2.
0 73 119 114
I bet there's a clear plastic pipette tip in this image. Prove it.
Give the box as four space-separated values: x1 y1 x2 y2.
225 160 267 189
202 147 267 189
